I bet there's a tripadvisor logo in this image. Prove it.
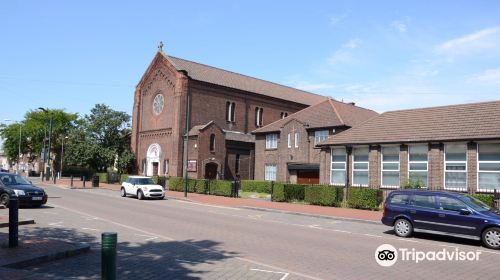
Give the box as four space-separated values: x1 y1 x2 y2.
375 244 481 267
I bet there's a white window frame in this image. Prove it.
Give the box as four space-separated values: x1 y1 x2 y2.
265 133 278 150
352 147 369 187
408 145 428 188
294 133 299 148
314 130 329 145
287 133 291 148
265 164 277 181
444 143 467 191
330 147 347 186
381 146 400 189
477 142 500 192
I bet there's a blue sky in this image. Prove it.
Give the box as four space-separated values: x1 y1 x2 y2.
1 0 500 125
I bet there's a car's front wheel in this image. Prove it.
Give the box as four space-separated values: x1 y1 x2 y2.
137 190 144 200
394 218 413 237
0 193 9 208
482 227 500 250
120 188 127 197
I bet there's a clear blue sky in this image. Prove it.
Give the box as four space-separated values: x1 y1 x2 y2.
1 0 500 124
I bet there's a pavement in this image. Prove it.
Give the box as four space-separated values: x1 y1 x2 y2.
38 177 383 223
8 183 500 280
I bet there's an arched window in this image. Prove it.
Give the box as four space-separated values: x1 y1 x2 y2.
209 134 216 152
226 101 236 122
255 107 264 127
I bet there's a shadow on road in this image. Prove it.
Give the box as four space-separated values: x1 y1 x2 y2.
17 226 239 279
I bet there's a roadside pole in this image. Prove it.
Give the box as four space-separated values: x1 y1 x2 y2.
102 232 117 280
9 198 19 248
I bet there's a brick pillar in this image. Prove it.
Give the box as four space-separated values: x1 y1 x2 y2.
319 148 331 185
467 142 477 194
369 145 381 187
346 147 352 187
428 143 444 190
400 145 408 187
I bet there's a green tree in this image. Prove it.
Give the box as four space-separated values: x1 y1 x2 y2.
0 109 77 171
64 104 132 172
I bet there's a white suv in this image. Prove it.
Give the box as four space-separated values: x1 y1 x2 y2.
121 176 165 200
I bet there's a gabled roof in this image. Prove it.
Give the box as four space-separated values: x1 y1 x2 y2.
252 98 378 134
163 54 327 106
317 100 500 146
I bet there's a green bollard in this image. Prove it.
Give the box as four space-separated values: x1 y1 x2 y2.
102 232 117 280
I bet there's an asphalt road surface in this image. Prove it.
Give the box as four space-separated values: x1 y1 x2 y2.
7 183 500 279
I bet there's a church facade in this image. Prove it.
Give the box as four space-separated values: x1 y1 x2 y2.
131 46 327 180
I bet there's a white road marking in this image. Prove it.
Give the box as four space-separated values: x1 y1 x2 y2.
175 259 202 264
134 234 159 241
81 227 99 231
250 268 290 280
363 233 382 238
173 199 241 210
48 221 63 226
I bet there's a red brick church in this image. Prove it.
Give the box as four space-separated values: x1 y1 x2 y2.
131 43 327 180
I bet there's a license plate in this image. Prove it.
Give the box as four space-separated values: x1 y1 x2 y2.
32 197 43 201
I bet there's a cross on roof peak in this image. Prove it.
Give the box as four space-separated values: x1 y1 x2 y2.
158 41 164 52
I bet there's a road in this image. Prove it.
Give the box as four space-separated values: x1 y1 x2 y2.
7 183 500 279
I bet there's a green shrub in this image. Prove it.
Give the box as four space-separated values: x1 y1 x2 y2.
241 180 272 193
119 174 129 184
271 183 285 202
209 180 232 196
402 179 426 189
347 187 383 210
283 184 306 201
151 176 158 184
97 172 108 184
167 177 212 194
305 185 343 206
470 194 495 208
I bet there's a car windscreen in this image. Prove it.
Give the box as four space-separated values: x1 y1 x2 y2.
0 174 31 186
135 178 154 185
462 195 492 212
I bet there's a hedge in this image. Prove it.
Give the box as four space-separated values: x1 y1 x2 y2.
167 176 232 196
284 184 306 201
271 183 285 202
470 194 495 208
241 180 272 193
304 185 343 207
347 187 383 210
97 172 108 184
120 174 130 184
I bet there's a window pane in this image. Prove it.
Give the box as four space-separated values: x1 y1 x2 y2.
438 196 466 212
353 171 368 185
390 194 410 205
332 163 346 170
382 171 399 186
331 170 346 185
383 155 399 162
478 143 500 161
446 163 466 171
353 163 368 170
445 172 466 188
409 146 428 161
478 173 500 189
332 155 346 162
445 144 466 161
479 162 500 171
409 162 427 171
409 172 427 187
353 154 369 162
412 195 436 209
383 163 399 170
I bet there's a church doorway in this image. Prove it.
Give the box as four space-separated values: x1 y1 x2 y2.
205 163 218 180
146 143 161 176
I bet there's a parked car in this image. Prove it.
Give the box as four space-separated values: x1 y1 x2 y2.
0 172 48 208
382 190 500 249
120 176 165 200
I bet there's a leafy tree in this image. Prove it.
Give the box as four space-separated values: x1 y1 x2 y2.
0 109 77 171
64 104 132 172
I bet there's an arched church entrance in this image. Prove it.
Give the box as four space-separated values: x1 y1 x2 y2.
146 143 161 176
204 162 218 180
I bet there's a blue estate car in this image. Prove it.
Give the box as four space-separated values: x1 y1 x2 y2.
382 190 500 249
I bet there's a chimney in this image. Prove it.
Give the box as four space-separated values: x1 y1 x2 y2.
348 102 355 106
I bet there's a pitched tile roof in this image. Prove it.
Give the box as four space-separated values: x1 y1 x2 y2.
165 55 328 106
252 98 378 134
318 100 500 146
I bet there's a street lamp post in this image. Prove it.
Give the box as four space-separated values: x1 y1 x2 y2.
39 108 53 181
59 136 68 179
3 119 22 174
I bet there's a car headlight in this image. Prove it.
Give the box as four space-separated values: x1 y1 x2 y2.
13 189 25 196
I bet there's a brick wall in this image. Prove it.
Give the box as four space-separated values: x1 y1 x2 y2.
399 145 409 186
368 145 381 187
428 143 444 189
467 142 478 194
